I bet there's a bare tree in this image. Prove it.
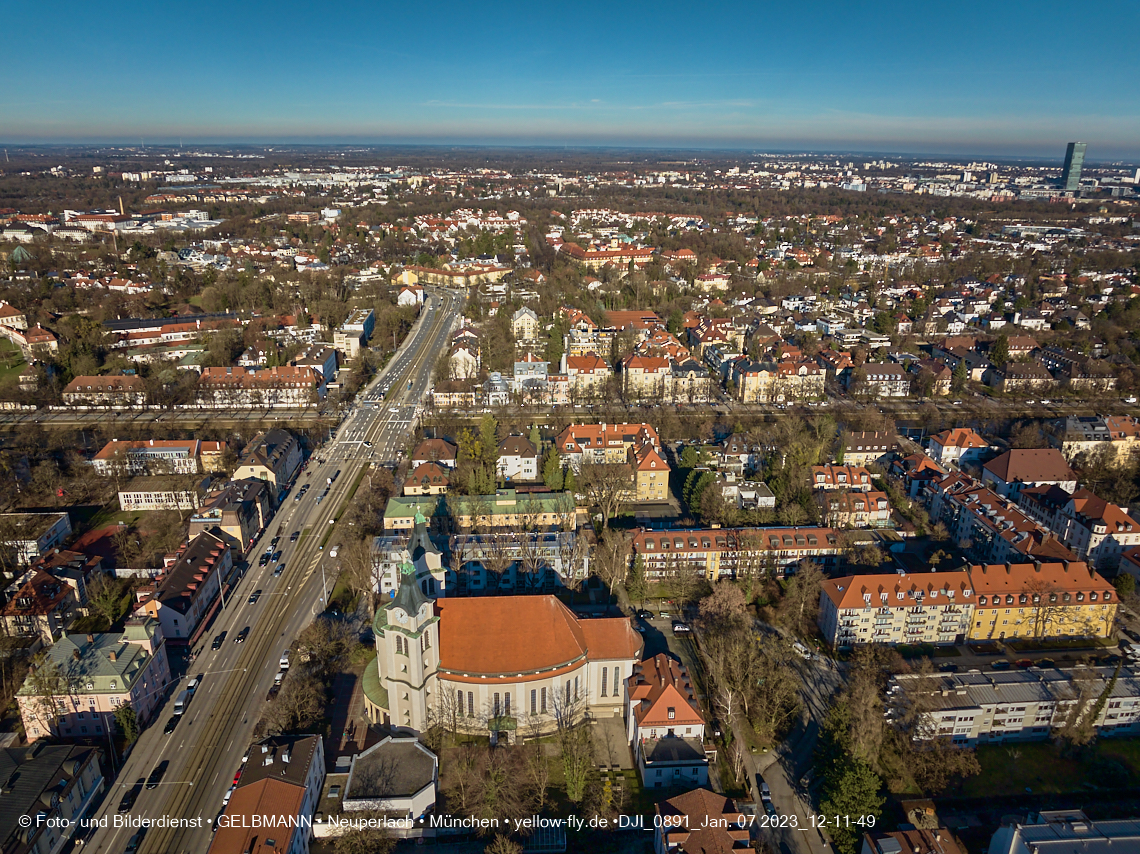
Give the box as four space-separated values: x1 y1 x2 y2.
579 461 632 528
593 528 631 593
777 559 825 638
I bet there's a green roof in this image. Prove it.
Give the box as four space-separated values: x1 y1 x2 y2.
18 623 157 696
361 657 388 713
383 489 574 519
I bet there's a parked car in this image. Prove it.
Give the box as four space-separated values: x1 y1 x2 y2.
938 663 959 673
1123 628 1140 644
212 631 227 650
1038 658 1056 668
146 760 169 789
118 779 144 812
1014 658 1034 669
990 660 1012 671
672 621 692 635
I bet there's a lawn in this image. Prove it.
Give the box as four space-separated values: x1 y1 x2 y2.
0 338 25 384
961 739 1140 797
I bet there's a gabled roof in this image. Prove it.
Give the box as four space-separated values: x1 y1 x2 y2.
983 449 1076 485
930 427 989 451
208 778 304 854
628 653 704 728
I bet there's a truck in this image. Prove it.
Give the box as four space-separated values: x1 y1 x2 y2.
173 689 190 716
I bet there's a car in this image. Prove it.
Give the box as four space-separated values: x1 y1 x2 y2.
223 787 235 807
233 770 243 786
124 828 148 854
938 663 959 673
1014 658 1034 669
280 652 290 669
275 670 286 685
635 609 653 619
1124 628 1140 644
248 589 262 604
118 779 145 812
271 536 280 547
290 531 300 542
258 554 270 567
212 631 227 650
990 660 1012 671
1038 658 1056 668
273 564 285 577
267 684 281 701
271 551 282 563
163 716 179 735
235 627 250 644
672 621 692 634
659 611 671 619
146 760 169 789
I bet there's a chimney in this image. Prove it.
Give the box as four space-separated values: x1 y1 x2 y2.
109 651 117 662
72 649 80 660
86 634 94 644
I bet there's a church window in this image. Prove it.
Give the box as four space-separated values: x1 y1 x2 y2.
505 693 510 715
395 636 404 655
565 682 570 707
574 677 579 700
467 692 474 717
494 694 500 717
601 668 608 697
531 690 537 715
458 689 464 714
541 687 547 714
613 667 621 696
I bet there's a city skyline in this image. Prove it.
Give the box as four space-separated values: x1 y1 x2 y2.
4 1 1139 158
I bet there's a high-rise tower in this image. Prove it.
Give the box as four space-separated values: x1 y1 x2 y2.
1062 142 1086 192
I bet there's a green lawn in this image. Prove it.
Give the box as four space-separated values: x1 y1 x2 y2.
0 338 26 384
962 739 1140 797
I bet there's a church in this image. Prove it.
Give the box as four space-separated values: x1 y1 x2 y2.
362 514 643 741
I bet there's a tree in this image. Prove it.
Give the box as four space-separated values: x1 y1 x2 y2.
24 655 77 737
1115 574 1136 598
332 812 395 854
777 560 825 637
951 359 968 393
698 583 749 633
818 759 884 854
579 462 632 528
541 448 563 491
626 555 649 607
593 528 631 592
485 836 523 854
990 333 1009 368
295 618 353 677
86 572 125 628
259 670 327 736
113 704 139 743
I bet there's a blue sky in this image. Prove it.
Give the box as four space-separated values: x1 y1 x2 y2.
5 0 1139 158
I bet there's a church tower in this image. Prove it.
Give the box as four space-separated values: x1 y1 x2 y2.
374 536 440 733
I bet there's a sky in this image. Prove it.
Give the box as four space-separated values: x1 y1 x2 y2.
4 0 1139 159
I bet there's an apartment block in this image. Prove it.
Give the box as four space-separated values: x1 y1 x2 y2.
819 572 976 648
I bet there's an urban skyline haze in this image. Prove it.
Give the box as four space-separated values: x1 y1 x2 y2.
4 0 1139 159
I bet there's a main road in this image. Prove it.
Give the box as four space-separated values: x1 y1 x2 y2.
84 287 464 854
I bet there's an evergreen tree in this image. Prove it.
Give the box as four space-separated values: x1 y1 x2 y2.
951 359 968 392
563 468 577 495
626 555 648 606
542 448 564 490
990 333 1009 367
818 759 884 854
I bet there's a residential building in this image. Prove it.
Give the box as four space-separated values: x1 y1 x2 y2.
361 569 642 739
622 354 671 401
982 449 1077 500
0 745 104 854
290 344 339 384
893 665 1140 747
630 527 843 581
333 308 375 358
209 735 325 854
853 362 910 397
811 465 874 491
1037 346 1117 392
989 809 1140 854
0 568 78 644
411 438 458 470
188 480 272 552
819 572 976 648
555 423 661 471
967 561 1116 641
511 306 539 340
987 361 1056 393
27 548 102 607
890 453 947 499
135 531 231 645
0 512 73 565
627 654 708 789
1049 415 1140 464
448 343 480 379
862 829 965 854
630 442 670 503
927 428 991 467
668 360 715 404
383 490 580 534
61 375 146 407
91 438 226 475
817 489 892 528
17 619 170 740
496 435 539 482
1019 486 1140 571
342 736 437 819
231 428 303 500
842 431 899 466
117 475 206 511
731 359 824 403
654 789 750 854
196 365 325 407
403 462 451 496
445 529 591 594
564 354 611 398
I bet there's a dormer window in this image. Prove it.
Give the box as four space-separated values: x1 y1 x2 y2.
668 708 675 720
